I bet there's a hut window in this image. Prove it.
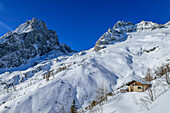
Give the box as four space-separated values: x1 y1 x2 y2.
138 87 141 89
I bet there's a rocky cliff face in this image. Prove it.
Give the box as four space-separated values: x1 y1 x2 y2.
136 20 163 31
0 18 72 68
94 20 165 52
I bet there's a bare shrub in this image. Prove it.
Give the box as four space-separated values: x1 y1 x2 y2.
132 96 139 105
13 85 16 91
139 98 150 111
165 64 170 85
165 73 170 85
157 79 166 92
4 82 10 93
43 70 53 81
106 92 115 96
152 83 158 99
145 68 153 81
56 65 67 73
146 87 154 101
154 63 170 85
46 72 50 81
85 83 108 112
155 64 169 77
95 84 108 107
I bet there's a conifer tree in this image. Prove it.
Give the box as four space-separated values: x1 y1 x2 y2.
71 99 77 113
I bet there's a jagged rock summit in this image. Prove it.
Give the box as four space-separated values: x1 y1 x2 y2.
14 17 48 34
0 18 72 68
94 20 165 52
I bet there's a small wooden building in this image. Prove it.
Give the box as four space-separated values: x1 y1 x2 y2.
126 80 151 92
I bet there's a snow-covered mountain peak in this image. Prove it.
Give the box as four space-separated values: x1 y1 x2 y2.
14 17 48 34
113 21 134 29
112 21 135 32
94 20 165 52
164 21 170 26
0 18 72 69
136 20 163 31
138 20 156 24
94 21 135 52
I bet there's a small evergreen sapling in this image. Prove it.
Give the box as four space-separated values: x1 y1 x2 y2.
71 99 77 113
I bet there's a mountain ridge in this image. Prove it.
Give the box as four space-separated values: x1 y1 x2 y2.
0 19 169 113
94 20 168 52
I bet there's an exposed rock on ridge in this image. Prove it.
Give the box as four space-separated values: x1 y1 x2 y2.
94 20 165 52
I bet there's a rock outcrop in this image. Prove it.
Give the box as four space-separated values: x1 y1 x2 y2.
94 20 165 52
0 18 72 68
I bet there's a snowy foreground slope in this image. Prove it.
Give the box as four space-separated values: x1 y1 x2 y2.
0 21 169 113
98 85 170 113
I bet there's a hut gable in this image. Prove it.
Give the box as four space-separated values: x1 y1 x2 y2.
127 80 142 86
126 80 151 92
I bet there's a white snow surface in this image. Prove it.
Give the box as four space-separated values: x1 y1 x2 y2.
0 23 169 113
91 76 170 113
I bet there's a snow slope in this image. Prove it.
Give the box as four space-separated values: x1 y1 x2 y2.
0 21 169 113
92 76 170 113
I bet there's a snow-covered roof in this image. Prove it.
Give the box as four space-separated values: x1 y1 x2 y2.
120 86 129 90
126 78 151 85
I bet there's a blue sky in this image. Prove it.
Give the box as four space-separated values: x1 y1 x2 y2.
0 0 170 50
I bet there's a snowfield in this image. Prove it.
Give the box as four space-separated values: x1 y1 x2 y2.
93 76 170 113
0 22 170 113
